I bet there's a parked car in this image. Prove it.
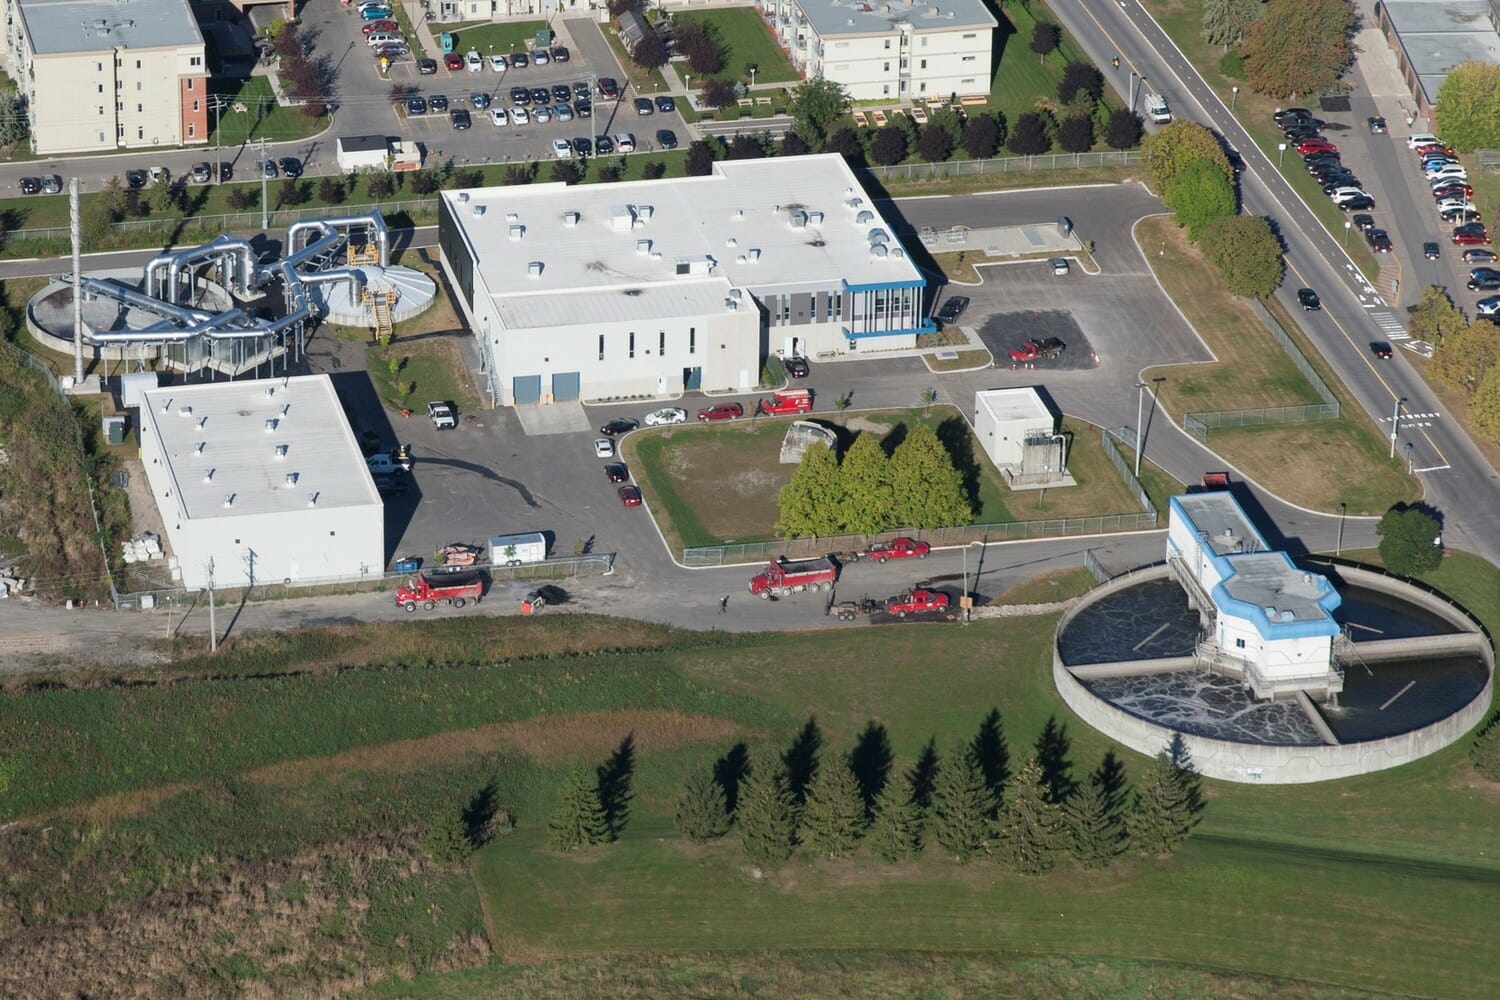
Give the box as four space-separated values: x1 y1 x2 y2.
1367 116 1387 134
594 135 614 154
1370 341 1393 360
1336 195 1375 212
531 48 549 65
279 157 301 178
511 106 529 125
697 403 744 422
1297 288 1321 310
417 57 437 74
1477 296 1500 316
1424 242 1441 260
1462 248 1498 263
1366 229 1393 253
593 437 615 458
533 105 551 123
17 176 40 195
868 537 931 563
406 95 427 115
575 99 593 118
571 136 592 156
1050 257 1070 275
597 77 619 99
599 417 639 435
530 87 549 104
470 92 491 110
1432 183 1474 201
511 86 530 104
427 401 457 430
489 107 509 126
1440 207 1482 225
450 108 471 129
430 94 449 112
1295 139 1337 155
886 588 950 617
1467 276 1500 292
1009 337 1066 362
785 356 810 378
489 53 507 72
551 138 572 159
604 463 629 484
634 97 654 116
935 295 969 326
1273 107 1313 126
510 52 528 68
444 53 463 71
553 103 573 122
645 407 688 426
466 50 482 72
190 162 212 183
125 168 148 189
551 45 570 62
359 6 392 18
618 485 643 507
1351 213 1376 231
656 128 677 149
1452 224 1491 246
656 95 675 113
362 19 399 33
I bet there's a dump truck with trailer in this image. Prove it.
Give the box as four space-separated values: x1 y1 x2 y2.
748 555 840 598
395 568 486 611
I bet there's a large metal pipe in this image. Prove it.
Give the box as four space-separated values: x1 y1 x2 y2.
74 276 216 325
284 211 389 268
144 234 257 303
85 307 252 343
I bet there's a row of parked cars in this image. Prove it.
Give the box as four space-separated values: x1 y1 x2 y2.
1402 132 1499 317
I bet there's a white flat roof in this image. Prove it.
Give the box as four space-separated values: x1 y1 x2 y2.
20 0 202 55
495 276 739 329
1174 492 1268 556
1382 0 1500 105
799 0 997 38
976 387 1055 425
442 155 922 326
141 375 379 520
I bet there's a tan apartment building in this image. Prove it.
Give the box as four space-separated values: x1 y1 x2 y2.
0 0 208 155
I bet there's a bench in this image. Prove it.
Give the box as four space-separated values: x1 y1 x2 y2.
737 98 754 107
755 96 772 106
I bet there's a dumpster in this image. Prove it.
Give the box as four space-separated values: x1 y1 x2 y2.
440 32 455 55
394 555 422 573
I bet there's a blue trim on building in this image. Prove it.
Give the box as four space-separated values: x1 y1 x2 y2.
842 321 936 341
841 278 925 292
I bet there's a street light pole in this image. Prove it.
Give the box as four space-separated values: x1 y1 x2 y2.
1388 398 1403 458
1230 86 1238 111
1344 220 1352 246
1277 142 1287 167
1134 380 1149 478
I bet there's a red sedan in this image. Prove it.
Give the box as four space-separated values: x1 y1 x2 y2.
618 485 643 507
443 53 463 71
1295 139 1337 155
361 19 398 33
697 402 744 422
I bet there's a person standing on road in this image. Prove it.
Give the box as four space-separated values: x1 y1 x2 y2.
719 595 729 614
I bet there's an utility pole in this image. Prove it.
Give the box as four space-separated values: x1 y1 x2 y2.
258 135 270 232
1388 396 1405 459
210 95 228 182
1133 380 1149 478
68 176 84 385
206 557 218 654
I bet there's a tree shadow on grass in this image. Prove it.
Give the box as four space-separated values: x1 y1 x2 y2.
783 715 823 805
972 707 1010 810
908 736 940 812
1092 748 1130 816
848 720 893 818
714 740 750 815
596 732 636 840
1033 715 1077 805
937 414 982 513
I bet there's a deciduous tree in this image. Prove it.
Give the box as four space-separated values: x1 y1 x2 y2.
776 441 842 538
870 126 909 166
702 78 738 110
685 139 716 176
1377 505 1444 576
318 176 347 205
630 34 668 70
1030 21 1060 64
838 433 895 534
1057 115 1095 154
276 178 308 207
801 756 865 859
1428 320 1499 395
1407 285 1470 347
1141 120 1233 191
993 756 1064 874
790 78 851 150
826 125 866 163
1163 157 1238 240
738 754 798 865
780 131 812 157
916 123 954 162
1007 111 1051 156
547 766 610 852
889 425 971 529
727 133 768 160
674 19 723 76
1105 109 1144 150
1471 364 1500 441
1242 0 1354 99
675 771 731 842
869 770 923 862
1202 0 1262 50
1058 62 1104 104
1200 215 1283 297
1435 61 1500 152
962 113 1001 158
929 743 995 863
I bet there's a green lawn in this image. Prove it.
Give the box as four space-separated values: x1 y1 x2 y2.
439 20 548 59
988 2 1112 126
673 7 799 85
208 76 328 148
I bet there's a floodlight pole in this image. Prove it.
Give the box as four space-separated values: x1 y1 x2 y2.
1134 380 1149 477
1389 397 1405 458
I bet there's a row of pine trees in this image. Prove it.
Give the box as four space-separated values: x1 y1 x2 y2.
546 713 1204 874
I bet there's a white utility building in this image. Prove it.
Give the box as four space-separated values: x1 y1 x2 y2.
1167 492 1344 700
759 0 996 101
138 375 384 590
437 155 930 407
973 388 1071 488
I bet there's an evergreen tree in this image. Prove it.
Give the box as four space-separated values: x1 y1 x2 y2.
737 754 798 865
775 442 843 538
838 433 895 534
869 770 923 862
423 805 476 865
994 756 1064 874
547 766 610 852
929 743 995 863
1127 737 1202 856
801 756 866 859
1472 712 1500 782
675 771 731 842
1062 770 1126 868
889 425 971 529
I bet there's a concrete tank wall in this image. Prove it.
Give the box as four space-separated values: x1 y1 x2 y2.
1053 563 1495 784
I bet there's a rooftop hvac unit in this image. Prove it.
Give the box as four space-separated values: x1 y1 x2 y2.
562 210 580 226
457 192 470 202
788 210 808 229
725 236 738 247
508 224 524 240
726 298 739 311
264 418 278 433
175 404 190 416
636 238 652 254
610 205 634 231
749 248 761 261
284 472 299 487
892 248 906 259
636 204 654 221
868 227 889 243
275 444 288 459
808 211 824 224
472 205 486 217
527 261 544 278
856 210 874 223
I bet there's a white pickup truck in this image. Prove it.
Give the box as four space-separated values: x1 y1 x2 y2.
427 400 457 430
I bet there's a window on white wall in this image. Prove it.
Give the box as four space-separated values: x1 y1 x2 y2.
628 332 635 359
920 58 926 69
658 330 665 357
689 327 696 354
598 334 604 361
962 55 975 62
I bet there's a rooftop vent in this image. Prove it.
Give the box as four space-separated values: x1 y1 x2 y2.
868 227 889 243
508 224 524 240
284 472 299 487
892 248 906 259
202 468 214 483
734 208 745 220
855 209 874 223
505 211 519 222
194 441 205 455
196 417 207 431
748 248 762 261
562 210 580 226
729 288 743 300
281 404 290 417
457 192 470 202
808 211 825 224
870 244 889 258
176 404 191 416
527 261 544 278
222 493 236 509
736 255 747 264
472 205 486 218
636 204 654 221
726 298 739 311
845 196 864 210
264 386 275 398
264 418 278 433
275 444 288 459
650 251 663 260
788 210 808 229
725 236 738 247
636 238 653 254
307 492 319 507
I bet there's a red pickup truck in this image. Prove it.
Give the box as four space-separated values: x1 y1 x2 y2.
757 388 813 416
868 537 931 563
886 588 950 617
395 569 486 612
748 555 839 598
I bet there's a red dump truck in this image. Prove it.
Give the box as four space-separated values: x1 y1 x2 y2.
747 555 840 598
394 568 486 612
757 388 814 416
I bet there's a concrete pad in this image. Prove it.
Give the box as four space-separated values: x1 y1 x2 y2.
513 401 591 436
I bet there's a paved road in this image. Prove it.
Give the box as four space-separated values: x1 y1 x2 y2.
1047 0 1500 565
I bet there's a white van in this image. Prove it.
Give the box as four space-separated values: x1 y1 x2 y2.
1406 132 1439 150
1144 93 1172 125
366 32 401 47
613 132 636 153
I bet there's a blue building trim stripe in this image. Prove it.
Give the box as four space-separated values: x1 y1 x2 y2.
841 278 925 292
842 321 936 341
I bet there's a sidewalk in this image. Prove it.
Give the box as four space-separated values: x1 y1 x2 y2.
1349 1 1427 131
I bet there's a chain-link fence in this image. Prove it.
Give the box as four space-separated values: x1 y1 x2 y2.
7 198 438 245
863 151 1142 183
1182 298 1341 441
1098 427 1158 517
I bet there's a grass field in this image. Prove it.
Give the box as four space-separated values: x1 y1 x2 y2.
988 2 1112 127
621 406 1164 551
440 20 548 59
1136 215 1418 513
673 8 799 85
208 76 328 148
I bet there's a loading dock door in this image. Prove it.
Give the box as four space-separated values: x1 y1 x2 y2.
512 375 542 405
551 371 580 401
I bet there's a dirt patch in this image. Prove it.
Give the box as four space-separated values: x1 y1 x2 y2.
49 782 196 824
251 710 746 785
843 416 894 436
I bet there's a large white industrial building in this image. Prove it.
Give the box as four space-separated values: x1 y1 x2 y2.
758 0 996 101
1167 492 1344 700
138 375 385 590
437 154 930 407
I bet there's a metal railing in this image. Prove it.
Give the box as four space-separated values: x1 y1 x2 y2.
6 198 439 245
1182 298 1341 440
1099 427 1158 517
863 150 1142 183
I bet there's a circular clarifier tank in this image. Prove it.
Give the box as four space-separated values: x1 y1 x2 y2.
1053 563 1493 783
315 265 437 327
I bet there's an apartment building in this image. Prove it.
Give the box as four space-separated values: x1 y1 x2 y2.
759 0 995 101
0 0 208 154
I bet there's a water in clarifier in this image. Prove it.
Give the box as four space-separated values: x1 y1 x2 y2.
1084 670 1325 745
1057 578 1201 666
1333 586 1458 640
1314 654 1488 742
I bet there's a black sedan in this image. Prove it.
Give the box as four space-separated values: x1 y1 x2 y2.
604 463 629 484
594 135 615 154
551 45 570 62
599 417 639 436
1351 213 1376 231
1297 288 1321 311
1366 228 1394 253
18 176 40 195
785 356 810 378
1367 116 1387 134
417 58 437 75
430 94 450 113
125 169 148 189
656 95 675 113
279 157 302 178
656 129 678 149
1424 242 1441 260
572 136 593 156
935 295 970 326
634 97 654 116
450 109 471 130
1370 341 1393 359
